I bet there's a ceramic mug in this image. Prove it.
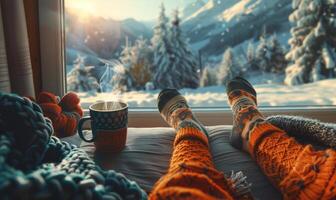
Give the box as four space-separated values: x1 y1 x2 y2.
78 101 128 152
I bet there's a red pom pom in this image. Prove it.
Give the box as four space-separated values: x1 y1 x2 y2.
36 92 83 138
64 117 77 137
39 103 62 120
37 92 58 104
59 92 80 111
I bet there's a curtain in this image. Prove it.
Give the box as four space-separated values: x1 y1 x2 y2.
24 0 42 95
0 7 10 93
0 0 37 97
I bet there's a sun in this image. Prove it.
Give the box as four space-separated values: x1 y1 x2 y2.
65 0 96 21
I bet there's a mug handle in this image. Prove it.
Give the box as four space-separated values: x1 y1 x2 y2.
78 116 95 143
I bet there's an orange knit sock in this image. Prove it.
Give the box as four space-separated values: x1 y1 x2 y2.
149 127 252 200
226 77 264 151
227 78 336 199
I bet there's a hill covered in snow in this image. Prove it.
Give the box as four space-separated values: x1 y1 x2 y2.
65 11 152 66
79 77 336 108
182 0 208 19
66 0 294 66
182 0 292 57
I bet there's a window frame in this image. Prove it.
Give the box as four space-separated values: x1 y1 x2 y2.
38 0 336 127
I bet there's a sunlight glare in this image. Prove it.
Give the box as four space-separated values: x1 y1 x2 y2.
65 0 190 21
66 0 96 21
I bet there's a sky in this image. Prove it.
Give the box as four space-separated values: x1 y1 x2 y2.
65 0 195 21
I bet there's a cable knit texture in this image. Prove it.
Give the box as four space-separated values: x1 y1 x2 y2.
150 127 253 200
0 92 147 200
36 92 83 138
244 116 336 200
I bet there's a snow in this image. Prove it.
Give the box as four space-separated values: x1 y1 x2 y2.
78 78 336 108
66 0 336 105
215 0 284 34
185 0 216 22
182 0 207 19
184 0 241 32
219 0 252 22
285 0 336 85
185 0 282 32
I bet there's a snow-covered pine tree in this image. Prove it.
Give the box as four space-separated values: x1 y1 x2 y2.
110 60 134 92
120 37 153 90
268 34 287 73
285 0 336 85
120 37 133 69
129 38 154 89
67 55 99 95
169 9 199 89
117 39 136 91
246 42 259 71
151 3 175 89
311 58 324 82
217 48 238 85
237 54 248 77
200 67 211 87
256 34 271 72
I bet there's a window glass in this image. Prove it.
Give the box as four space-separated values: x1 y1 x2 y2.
65 0 336 108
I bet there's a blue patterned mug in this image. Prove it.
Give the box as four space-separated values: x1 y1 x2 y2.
78 101 128 152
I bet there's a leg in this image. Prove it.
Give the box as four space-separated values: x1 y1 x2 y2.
149 89 252 200
227 77 336 200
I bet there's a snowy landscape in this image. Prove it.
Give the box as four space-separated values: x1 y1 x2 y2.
78 77 336 108
65 0 336 108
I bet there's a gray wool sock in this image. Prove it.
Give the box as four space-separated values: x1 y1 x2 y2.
266 115 336 149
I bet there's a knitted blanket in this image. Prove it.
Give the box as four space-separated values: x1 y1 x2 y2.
0 92 147 200
267 115 336 149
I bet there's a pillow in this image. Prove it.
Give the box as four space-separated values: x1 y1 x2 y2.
67 126 281 199
209 126 281 199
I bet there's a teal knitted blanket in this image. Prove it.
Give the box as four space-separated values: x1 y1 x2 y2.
0 92 147 200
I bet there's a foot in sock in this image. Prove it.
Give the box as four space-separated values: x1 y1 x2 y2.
157 89 208 136
226 77 264 151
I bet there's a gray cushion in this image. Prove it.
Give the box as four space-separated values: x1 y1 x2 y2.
209 126 281 199
65 126 281 199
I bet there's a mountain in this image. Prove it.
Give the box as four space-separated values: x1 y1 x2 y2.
182 0 208 19
182 0 292 57
121 18 152 39
65 11 152 65
66 0 294 66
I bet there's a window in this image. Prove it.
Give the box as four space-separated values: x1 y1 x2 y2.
39 0 336 126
